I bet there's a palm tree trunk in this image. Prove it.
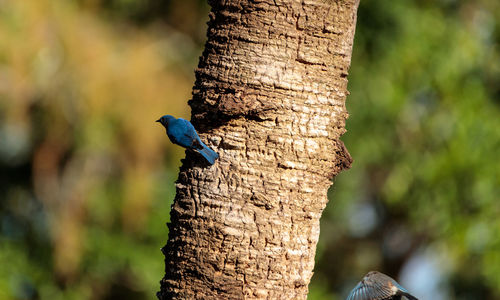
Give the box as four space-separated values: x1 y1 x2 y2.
158 0 359 299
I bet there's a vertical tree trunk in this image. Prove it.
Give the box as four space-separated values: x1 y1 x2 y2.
158 0 359 299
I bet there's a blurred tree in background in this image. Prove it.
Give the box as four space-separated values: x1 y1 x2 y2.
0 0 498 300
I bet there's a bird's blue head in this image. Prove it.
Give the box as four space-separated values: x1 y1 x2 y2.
156 115 176 128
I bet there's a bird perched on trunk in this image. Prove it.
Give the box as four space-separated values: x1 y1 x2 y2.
156 115 219 165
347 271 418 300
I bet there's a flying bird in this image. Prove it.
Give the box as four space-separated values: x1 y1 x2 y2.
347 271 418 300
156 115 219 165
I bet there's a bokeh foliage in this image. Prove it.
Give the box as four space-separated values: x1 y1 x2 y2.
0 0 499 299
314 1 500 299
0 0 200 299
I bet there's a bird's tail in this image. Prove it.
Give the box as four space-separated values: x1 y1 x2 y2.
401 292 419 300
197 144 219 165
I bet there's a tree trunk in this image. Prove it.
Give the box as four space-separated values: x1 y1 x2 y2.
158 0 359 299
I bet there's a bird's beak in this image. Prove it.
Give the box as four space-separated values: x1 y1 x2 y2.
155 119 161 123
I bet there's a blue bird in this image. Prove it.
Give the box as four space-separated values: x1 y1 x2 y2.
347 271 418 300
156 115 219 165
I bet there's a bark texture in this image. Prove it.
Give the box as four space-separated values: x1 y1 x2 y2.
159 0 359 299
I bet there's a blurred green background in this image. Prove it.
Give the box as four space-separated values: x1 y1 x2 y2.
0 0 499 299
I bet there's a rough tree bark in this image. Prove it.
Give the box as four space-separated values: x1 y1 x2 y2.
158 0 359 299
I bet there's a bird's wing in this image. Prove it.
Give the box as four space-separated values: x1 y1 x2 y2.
165 119 196 148
346 280 394 300
182 131 203 149
179 119 204 149
376 274 418 300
